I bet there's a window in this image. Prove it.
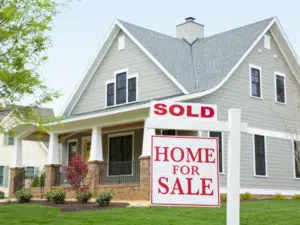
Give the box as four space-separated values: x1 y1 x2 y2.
105 70 138 107
161 130 176 135
264 35 271 49
275 74 286 103
294 141 300 178
106 83 114 106
4 134 14 146
254 135 267 176
118 35 125 51
25 167 34 179
109 135 133 175
209 132 223 173
250 66 262 98
0 166 3 186
128 77 136 102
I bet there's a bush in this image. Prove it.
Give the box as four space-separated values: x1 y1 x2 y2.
220 194 227 202
96 192 113 207
45 190 66 204
15 189 32 203
76 190 92 204
31 174 40 187
240 192 253 201
293 194 300 200
40 174 45 188
0 191 5 199
274 193 286 200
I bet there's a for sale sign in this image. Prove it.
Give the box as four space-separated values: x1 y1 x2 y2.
151 136 220 207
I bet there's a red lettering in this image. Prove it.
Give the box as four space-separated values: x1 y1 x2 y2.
201 178 214 196
204 148 215 163
191 166 200 175
153 103 167 115
154 146 169 162
169 104 185 116
170 178 184 195
201 106 215 118
158 177 169 194
186 147 203 162
170 147 184 162
186 105 198 117
173 165 180 175
186 178 200 195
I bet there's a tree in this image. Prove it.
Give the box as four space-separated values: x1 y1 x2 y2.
0 0 63 133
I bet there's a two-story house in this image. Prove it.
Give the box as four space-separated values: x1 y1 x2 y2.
8 17 300 200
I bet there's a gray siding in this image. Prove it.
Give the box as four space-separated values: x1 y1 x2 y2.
71 31 182 115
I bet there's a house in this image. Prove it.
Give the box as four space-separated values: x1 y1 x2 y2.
0 108 52 197
9 16 300 200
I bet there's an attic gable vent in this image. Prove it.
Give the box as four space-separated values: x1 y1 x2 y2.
118 35 125 51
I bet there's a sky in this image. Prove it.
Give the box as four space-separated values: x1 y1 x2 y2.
39 0 300 115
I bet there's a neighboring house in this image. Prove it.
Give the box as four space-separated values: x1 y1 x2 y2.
0 109 52 196
10 16 300 200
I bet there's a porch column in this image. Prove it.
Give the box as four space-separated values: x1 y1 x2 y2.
88 127 104 196
140 122 155 200
9 137 24 198
45 133 61 190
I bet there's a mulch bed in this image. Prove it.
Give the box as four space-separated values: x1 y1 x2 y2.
0 200 130 212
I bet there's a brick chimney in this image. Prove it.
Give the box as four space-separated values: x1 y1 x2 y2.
176 17 204 43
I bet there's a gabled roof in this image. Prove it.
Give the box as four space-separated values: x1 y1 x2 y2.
62 16 300 116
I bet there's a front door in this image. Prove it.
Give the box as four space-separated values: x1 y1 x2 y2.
82 137 91 163
68 141 77 164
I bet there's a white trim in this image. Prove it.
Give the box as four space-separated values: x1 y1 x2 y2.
128 73 139 103
249 64 263 99
107 131 135 177
274 72 287 104
220 187 300 195
116 20 189 94
264 34 271 49
209 131 225 175
292 140 300 179
252 134 268 177
247 127 299 140
40 142 48 153
118 35 125 51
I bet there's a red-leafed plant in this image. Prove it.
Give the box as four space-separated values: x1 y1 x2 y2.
62 150 90 199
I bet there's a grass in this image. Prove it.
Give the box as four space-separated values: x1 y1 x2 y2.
1 200 300 225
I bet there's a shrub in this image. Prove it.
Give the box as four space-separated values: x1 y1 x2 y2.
293 194 300 200
274 193 286 200
240 192 253 201
31 174 40 187
15 189 33 203
220 194 227 202
40 174 45 188
76 190 92 204
46 190 66 204
96 192 113 207
0 191 5 199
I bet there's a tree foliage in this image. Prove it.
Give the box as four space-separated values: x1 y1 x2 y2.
0 0 61 133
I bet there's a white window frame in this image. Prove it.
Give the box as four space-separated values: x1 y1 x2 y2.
107 131 135 177
209 131 225 175
274 72 287 104
292 140 300 180
253 134 268 177
118 35 125 51
264 34 271 50
105 68 138 108
249 64 263 99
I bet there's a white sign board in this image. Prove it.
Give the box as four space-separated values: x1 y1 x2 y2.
151 136 220 207
150 101 217 121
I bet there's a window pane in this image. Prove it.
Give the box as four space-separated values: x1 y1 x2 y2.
128 77 136 102
276 75 285 103
107 83 114 106
251 68 261 97
294 141 300 178
254 135 266 176
0 166 3 186
210 132 223 173
116 72 127 104
8 136 14 145
25 167 34 179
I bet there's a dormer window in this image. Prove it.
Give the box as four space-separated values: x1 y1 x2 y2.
106 69 138 107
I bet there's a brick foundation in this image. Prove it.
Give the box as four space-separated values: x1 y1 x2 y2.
8 167 24 198
87 160 103 196
95 184 141 200
45 164 61 192
139 156 150 200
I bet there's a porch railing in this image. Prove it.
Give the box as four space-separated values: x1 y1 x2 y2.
100 161 140 184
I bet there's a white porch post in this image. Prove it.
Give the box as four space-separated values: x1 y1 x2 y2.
141 119 155 157
226 109 241 225
198 130 209 137
11 137 22 168
89 127 103 161
47 133 60 165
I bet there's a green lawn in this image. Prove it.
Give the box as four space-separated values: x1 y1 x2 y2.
1 200 300 225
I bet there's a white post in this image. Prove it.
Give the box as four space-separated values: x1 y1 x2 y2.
89 127 103 161
198 130 209 137
47 133 60 165
11 137 23 168
226 109 241 225
141 119 155 157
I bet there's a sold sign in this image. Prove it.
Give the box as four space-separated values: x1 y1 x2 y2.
151 136 220 207
150 101 217 121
